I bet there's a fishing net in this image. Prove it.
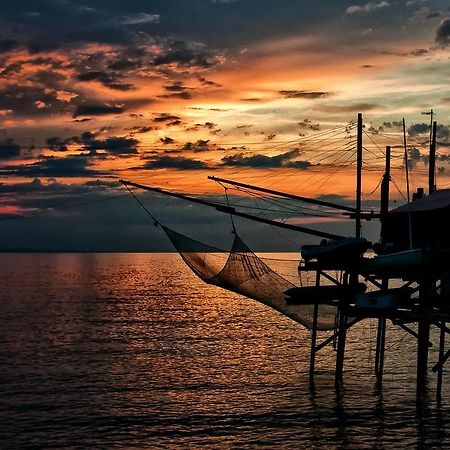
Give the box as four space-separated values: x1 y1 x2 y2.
162 225 337 331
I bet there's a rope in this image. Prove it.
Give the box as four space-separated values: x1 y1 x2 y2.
123 185 160 227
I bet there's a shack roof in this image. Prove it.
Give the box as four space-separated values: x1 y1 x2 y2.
391 189 450 214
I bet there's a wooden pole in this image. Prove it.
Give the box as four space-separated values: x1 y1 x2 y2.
356 113 363 238
429 121 437 194
437 321 445 405
335 273 349 387
416 280 431 403
309 272 320 383
375 317 387 386
335 308 348 386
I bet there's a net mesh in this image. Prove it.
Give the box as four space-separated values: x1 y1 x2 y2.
163 226 337 330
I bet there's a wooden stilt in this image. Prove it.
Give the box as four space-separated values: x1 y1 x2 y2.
309 302 319 383
375 317 386 385
437 322 445 405
335 308 347 386
417 321 430 401
309 272 320 383
417 283 431 403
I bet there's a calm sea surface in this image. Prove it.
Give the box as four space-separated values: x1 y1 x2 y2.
1 253 450 449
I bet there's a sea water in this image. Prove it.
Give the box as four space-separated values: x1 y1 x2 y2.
1 253 449 449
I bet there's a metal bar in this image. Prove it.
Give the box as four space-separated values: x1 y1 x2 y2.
207 176 357 213
120 180 345 240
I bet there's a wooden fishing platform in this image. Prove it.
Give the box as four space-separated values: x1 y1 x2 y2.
285 113 450 405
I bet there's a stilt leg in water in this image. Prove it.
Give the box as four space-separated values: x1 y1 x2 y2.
309 302 319 384
416 319 430 404
375 317 386 388
437 322 445 406
335 309 347 387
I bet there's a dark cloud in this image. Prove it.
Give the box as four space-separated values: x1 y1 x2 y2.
0 1 139 52
127 126 153 134
198 76 222 88
28 69 67 88
45 131 139 156
408 123 450 141
0 138 21 160
76 71 135 91
0 38 19 52
159 137 175 145
408 48 430 56
0 177 49 194
153 113 181 123
84 179 121 188
382 120 403 129
182 140 212 152
435 18 450 46
285 160 313 169
164 81 192 92
73 103 125 118
83 137 139 155
220 148 305 168
152 113 184 127
0 84 70 117
142 155 208 170
408 122 430 136
0 155 107 178
159 91 192 100
280 90 331 99
153 40 221 68
406 147 423 167
58 131 140 156
46 137 70 152
314 103 382 113
72 118 93 123
298 119 321 130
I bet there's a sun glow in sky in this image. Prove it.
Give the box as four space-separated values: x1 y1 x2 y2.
1 0 450 250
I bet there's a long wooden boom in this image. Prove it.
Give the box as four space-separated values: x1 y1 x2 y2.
120 180 345 241
207 176 357 213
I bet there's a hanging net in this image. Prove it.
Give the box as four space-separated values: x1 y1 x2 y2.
162 225 337 331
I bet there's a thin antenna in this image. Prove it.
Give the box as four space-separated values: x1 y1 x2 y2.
402 118 413 250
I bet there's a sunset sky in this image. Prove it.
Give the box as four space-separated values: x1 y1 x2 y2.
1 0 450 251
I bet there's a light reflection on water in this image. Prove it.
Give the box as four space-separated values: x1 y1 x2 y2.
1 253 450 449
